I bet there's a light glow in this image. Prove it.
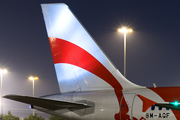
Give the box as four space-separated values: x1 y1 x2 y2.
170 101 179 106
118 27 133 33
29 76 38 81
0 69 7 74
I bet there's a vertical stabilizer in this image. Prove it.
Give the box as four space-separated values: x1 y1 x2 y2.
41 3 142 93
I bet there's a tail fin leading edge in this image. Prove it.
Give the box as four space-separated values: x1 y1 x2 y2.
41 3 142 93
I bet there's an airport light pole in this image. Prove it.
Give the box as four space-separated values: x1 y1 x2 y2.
0 68 7 115
118 27 132 78
29 76 38 115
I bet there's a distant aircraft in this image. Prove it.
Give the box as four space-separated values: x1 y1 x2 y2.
4 3 180 120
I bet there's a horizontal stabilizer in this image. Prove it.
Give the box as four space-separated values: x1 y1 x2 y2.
4 94 94 112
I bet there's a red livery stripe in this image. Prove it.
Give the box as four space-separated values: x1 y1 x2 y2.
49 37 129 120
49 37 122 90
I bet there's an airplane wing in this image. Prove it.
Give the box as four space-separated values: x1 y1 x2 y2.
155 102 180 111
3 94 94 111
137 94 180 111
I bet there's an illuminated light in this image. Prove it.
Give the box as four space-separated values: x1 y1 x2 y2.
0 68 7 114
0 69 7 73
29 76 38 81
129 29 132 32
29 76 33 80
170 101 179 106
118 27 133 33
33 77 38 80
29 76 38 115
3 69 7 73
117 27 133 78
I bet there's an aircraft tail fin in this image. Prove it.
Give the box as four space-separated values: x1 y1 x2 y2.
41 3 143 93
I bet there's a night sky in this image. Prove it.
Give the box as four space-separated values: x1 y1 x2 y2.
0 0 180 119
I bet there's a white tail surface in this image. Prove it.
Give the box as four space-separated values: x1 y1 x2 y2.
41 3 142 93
